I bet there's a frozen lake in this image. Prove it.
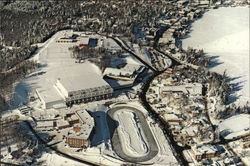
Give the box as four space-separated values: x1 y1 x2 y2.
182 7 249 105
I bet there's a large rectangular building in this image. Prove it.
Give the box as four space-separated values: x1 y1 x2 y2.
35 63 113 109
36 87 64 109
55 71 113 106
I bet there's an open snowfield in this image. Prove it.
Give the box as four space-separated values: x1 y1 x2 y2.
38 152 91 166
182 7 249 105
12 30 103 108
114 110 149 157
218 114 250 140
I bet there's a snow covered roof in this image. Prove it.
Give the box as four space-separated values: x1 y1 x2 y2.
192 145 218 155
56 119 70 127
104 78 134 89
182 125 198 137
36 87 63 104
56 65 110 93
69 110 94 139
78 37 89 45
67 114 79 122
162 113 183 122
36 121 54 128
75 110 94 126
161 83 202 95
103 63 144 78
35 62 109 108
103 38 121 50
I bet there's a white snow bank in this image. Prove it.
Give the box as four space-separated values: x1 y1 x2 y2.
38 152 90 166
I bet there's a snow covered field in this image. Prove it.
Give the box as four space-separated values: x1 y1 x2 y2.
38 152 91 166
182 7 249 105
218 114 250 140
12 30 103 108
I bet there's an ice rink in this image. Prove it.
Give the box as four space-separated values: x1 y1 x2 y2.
107 105 158 162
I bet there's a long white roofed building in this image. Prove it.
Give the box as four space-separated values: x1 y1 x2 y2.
36 63 113 109
55 71 113 106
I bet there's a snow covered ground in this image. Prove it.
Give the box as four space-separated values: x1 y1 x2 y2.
108 102 178 165
12 30 103 109
182 7 249 105
218 114 250 140
38 152 91 166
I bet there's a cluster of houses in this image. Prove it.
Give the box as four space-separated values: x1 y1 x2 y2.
156 0 207 53
228 136 250 165
146 72 214 147
146 71 247 165
183 144 244 165
148 49 172 71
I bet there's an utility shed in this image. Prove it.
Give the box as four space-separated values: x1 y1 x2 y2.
36 121 54 129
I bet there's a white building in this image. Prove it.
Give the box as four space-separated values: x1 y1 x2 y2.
55 72 113 106
36 63 113 109
161 83 203 96
103 63 145 81
36 87 64 109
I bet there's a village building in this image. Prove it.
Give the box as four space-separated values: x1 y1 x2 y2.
36 121 55 130
56 119 70 129
162 113 184 125
191 145 224 161
66 114 80 126
241 136 250 149
161 83 203 96
36 87 65 109
103 63 145 81
66 110 94 148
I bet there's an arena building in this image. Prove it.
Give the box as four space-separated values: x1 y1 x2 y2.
55 72 113 106
36 63 113 109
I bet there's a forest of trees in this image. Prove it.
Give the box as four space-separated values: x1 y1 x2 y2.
0 46 37 71
0 0 177 47
68 46 122 71
179 47 211 67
